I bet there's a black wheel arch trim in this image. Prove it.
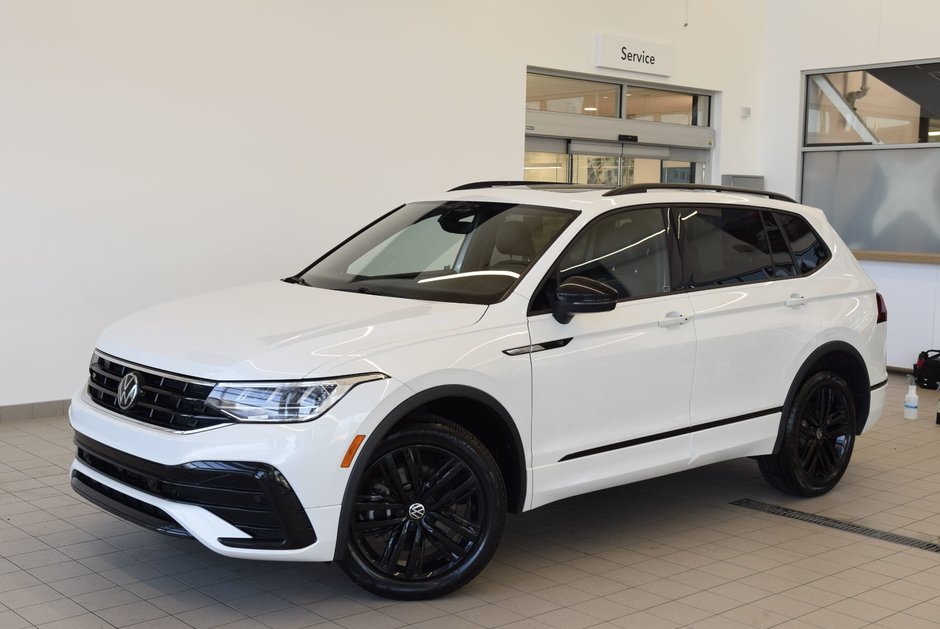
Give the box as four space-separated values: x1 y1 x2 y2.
333 384 526 560
771 340 873 455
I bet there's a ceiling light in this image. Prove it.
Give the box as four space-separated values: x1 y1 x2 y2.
583 107 598 112
928 130 940 136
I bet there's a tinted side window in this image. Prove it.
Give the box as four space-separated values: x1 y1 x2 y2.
775 212 830 274
558 208 670 300
679 207 772 287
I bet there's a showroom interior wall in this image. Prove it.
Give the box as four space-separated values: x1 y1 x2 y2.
0 0 933 407
760 0 940 370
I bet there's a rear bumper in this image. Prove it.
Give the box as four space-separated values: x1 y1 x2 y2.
862 378 887 434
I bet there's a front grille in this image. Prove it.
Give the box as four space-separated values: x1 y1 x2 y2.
87 351 231 431
75 432 316 550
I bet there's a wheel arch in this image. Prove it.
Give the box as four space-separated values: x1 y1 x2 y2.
771 341 872 454
333 385 527 558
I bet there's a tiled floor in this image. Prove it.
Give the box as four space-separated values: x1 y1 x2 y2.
1 374 939 629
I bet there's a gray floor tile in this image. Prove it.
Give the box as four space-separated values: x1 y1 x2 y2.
0 376 937 628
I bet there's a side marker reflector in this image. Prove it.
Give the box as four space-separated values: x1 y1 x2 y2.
341 435 366 468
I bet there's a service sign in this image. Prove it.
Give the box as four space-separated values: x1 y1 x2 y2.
595 33 675 77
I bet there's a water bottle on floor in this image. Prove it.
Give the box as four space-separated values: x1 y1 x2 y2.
903 382 918 420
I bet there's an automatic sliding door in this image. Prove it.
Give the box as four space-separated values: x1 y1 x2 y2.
524 137 706 185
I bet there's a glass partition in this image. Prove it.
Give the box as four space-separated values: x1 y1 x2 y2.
805 63 940 146
523 152 569 182
626 87 709 126
526 74 620 118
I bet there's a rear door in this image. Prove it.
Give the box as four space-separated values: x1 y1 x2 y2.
676 206 826 462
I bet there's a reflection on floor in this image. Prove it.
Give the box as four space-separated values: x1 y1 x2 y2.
0 373 938 629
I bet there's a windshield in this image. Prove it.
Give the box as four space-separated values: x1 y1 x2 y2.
297 201 578 304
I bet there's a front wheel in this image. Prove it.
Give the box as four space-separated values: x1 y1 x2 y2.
758 371 857 496
339 415 506 599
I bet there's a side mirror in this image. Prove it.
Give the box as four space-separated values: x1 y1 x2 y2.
553 276 619 324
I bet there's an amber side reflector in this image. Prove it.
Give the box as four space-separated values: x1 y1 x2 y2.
341 435 366 468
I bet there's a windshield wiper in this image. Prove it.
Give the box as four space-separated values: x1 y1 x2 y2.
282 276 310 286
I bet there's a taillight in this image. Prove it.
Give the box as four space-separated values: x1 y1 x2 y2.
876 292 887 323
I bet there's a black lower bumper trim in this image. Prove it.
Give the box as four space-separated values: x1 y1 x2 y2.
73 431 316 550
72 470 191 538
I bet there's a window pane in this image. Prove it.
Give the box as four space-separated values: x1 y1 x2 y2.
524 151 569 182
559 208 670 299
679 207 773 287
626 87 707 125
662 160 693 183
302 202 577 305
805 64 940 145
775 212 829 275
571 155 620 185
763 213 796 278
526 74 620 117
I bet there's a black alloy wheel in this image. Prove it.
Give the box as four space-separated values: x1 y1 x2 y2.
339 416 506 599
758 371 857 496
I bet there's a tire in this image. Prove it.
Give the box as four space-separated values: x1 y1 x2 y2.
339 415 507 600
758 371 857 497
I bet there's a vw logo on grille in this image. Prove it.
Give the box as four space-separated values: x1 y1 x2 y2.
116 372 141 411
408 503 426 520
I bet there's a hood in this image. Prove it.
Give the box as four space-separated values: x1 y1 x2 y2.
96 281 487 380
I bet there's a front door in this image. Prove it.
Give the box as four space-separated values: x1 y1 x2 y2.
527 207 696 508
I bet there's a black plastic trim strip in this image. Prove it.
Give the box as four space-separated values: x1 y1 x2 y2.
870 378 888 391
559 406 783 462
72 471 191 538
502 338 573 356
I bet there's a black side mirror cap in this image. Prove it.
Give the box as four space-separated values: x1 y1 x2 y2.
553 276 619 324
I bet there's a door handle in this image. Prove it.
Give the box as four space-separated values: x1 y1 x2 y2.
658 311 690 328
785 293 808 308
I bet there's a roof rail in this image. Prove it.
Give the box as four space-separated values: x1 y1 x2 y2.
602 183 796 204
448 180 533 191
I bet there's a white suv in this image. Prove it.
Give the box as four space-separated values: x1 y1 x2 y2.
69 182 888 599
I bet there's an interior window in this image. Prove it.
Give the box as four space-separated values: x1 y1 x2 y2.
775 212 830 274
557 208 670 300
679 207 773 287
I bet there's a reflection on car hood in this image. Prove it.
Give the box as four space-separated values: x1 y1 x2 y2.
96 281 487 381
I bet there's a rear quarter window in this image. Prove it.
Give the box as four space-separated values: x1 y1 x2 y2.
774 211 830 275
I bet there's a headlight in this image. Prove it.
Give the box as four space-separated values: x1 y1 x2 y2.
205 373 387 423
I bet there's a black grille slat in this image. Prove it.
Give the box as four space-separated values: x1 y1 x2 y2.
87 351 230 431
74 433 316 550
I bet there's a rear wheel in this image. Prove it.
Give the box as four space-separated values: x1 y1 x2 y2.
758 371 857 496
339 415 506 599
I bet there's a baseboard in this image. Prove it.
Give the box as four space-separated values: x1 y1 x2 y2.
0 399 70 421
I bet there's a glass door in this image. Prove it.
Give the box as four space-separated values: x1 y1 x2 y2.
525 138 703 186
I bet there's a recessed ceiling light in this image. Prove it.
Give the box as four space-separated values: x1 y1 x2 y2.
583 107 598 111
928 130 940 136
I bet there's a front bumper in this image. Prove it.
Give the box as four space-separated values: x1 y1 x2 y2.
72 432 315 549
68 376 402 562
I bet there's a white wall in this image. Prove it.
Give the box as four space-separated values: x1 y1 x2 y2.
759 0 940 369
1 0 934 405
0 0 768 405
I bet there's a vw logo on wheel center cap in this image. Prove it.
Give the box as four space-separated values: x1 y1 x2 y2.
116 372 141 411
408 503 426 520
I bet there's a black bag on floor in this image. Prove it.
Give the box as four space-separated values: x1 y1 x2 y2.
913 349 940 390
